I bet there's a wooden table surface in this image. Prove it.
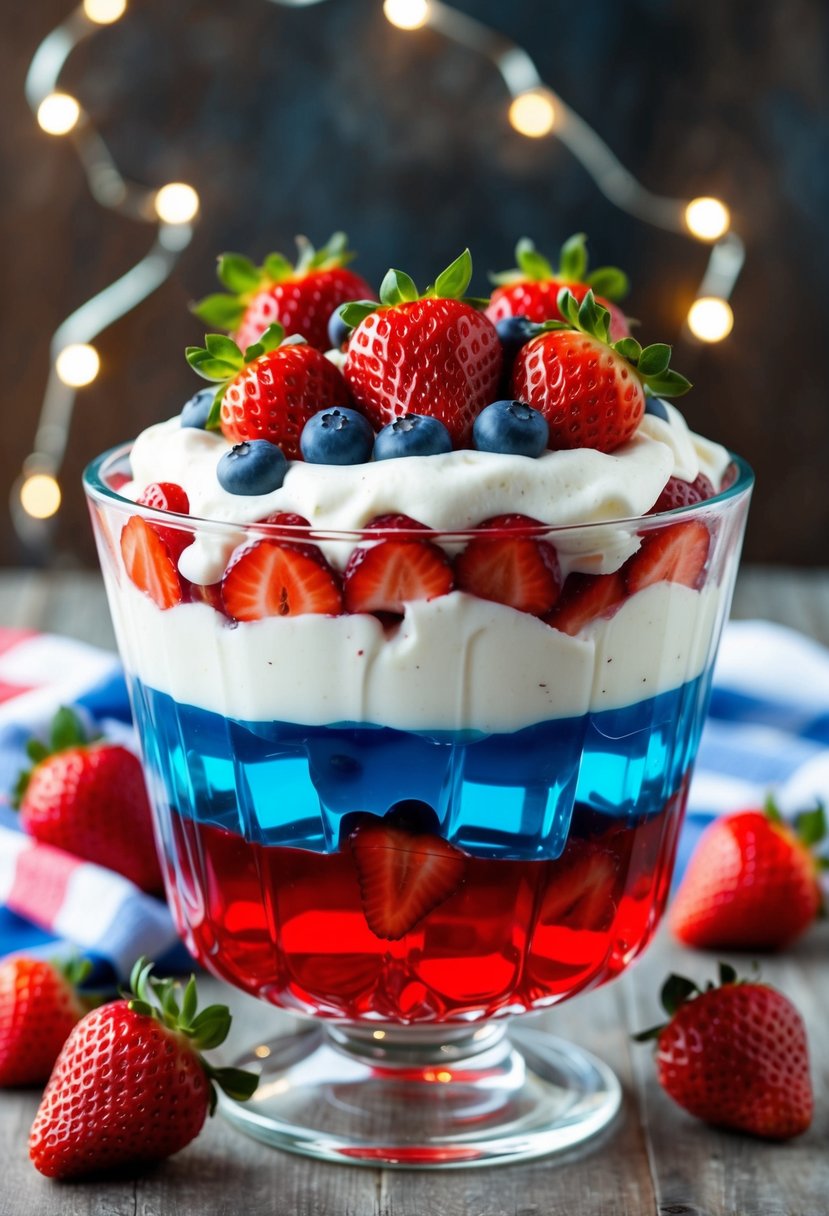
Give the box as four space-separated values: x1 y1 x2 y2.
0 565 827 1216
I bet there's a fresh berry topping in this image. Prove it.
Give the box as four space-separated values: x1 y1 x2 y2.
0 956 90 1087
301 406 375 465
454 516 561 616
216 439 288 496
511 290 690 454
341 250 502 447
634 967 813 1141
180 387 214 429
186 324 350 460
222 540 342 621
343 539 453 615
670 800 825 950
494 315 542 365
650 473 715 514
624 519 710 593
349 815 467 940
373 413 453 460
472 399 549 458
487 234 631 342
28 958 258 1179
192 232 374 352
121 515 184 610
327 307 354 351
13 707 163 892
546 571 626 636
136 481 193 561
644 396 670 421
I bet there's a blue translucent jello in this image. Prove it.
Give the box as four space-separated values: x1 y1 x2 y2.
131 669 713 862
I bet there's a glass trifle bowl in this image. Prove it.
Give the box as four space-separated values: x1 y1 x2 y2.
83 442 752 1167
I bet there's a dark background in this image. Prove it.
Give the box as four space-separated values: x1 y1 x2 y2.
3 0 828 568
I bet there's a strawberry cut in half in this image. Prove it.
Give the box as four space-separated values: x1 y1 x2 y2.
546 571 626 636
120 516 184 610
136 481 193 562
624 520 710 594
649 473 715 515
537 844 619 932
343 539 453 616
454 515 561 617
222 540 343 621
349 814 467 940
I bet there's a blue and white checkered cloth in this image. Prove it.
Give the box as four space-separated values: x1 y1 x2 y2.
0 620 826 979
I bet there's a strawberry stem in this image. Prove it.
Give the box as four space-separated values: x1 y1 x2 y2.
185 323 293 430
12 706 96 808
490 234 630 301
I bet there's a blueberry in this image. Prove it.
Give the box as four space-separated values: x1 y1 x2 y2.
217 440 288 495
180 387 214 429
473 399 549 458
645 397 670 422
495 315 540 363
301 407 375 465
327 307 353 351
373 414 453 460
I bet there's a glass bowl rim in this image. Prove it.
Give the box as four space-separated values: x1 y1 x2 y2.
83 441 754 541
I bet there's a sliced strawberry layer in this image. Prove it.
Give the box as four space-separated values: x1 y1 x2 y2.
365 513 429 533
344 540 453 615
137 482 193 561
454 528 561 617
120 517 184 610
222 541 343 621
349 817 467 940
546 571 626 636
649 473 715 514
538 846 619 932
625 520 710 594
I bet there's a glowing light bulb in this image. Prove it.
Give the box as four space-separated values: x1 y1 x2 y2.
83 0 127 23
685 196 731 241
37 93 81 136
253 1045 271 1059
55 343 100 386
508 89 556 138
20 474 61 520
383 0 429 30
154 182 200 225
687 297 734 343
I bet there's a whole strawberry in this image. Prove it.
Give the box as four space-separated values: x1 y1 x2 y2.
635 966 813 1140
29 958 258 1179
670 800 825 951
0 957 90 1087
487 233 631 342
511 288 691 453
192 231 374 352
341 249 502 447
14 707 162 893
186 324 350 460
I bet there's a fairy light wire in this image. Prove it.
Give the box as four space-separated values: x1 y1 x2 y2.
17 0 742 548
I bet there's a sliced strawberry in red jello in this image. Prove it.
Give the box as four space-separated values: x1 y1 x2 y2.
344 539 453 615
547 571 626 637
454 515 561 616
120 516 184 610
222 540 343 621
349 815 467 941
624 520 710 593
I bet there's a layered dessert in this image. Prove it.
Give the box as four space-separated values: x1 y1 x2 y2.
85 234 751 1024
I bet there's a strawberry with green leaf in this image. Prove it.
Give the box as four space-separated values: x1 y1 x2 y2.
487 234 631 342
341 249 502 447
511 288 691 453
29 958 259 1178
186 323 351 460
193 232 374 352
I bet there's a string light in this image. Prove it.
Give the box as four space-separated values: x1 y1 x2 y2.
55 343 100 387
82 0 127 23
19 474 62 521
154 182 200 225
508 89 556 138
19 0 744 552
687 297 734 343
685 197 731 241
383 0 429 30
36 92 80 135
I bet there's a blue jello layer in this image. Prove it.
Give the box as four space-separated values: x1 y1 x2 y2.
130 673 712 861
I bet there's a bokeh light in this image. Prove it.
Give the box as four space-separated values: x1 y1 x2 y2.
687 297 734 343
36 93 81 136
685 197 731 241
82 0 127 23
383 0 430 30
508 89 556 138
154 182 200 225
20 474 62 520
55 343 100 386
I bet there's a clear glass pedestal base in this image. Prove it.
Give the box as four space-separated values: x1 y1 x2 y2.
218 1021 622 1168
